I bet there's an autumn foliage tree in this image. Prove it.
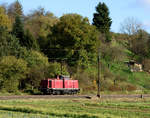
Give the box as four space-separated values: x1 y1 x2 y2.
7 0 23 23
24 7 58 39
0 7 11 29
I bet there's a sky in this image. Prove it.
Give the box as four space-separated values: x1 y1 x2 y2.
0 0 150 33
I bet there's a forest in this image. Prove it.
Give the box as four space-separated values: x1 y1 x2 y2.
0 1 150 94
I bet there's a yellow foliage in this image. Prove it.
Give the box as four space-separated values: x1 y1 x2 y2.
0 7 11 29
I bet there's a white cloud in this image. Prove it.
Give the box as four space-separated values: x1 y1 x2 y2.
143 21 150 27
143 21 150 32
142 0 150 5
138 0 150 7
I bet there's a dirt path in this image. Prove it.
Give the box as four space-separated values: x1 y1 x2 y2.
0 94 149 100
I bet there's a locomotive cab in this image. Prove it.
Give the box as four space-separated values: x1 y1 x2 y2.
58 75 70 80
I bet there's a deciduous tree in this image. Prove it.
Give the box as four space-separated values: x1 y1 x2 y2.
24 7 58 39
47 14 99 67
0 6 11 29
120 17 142 35
0 56 28 92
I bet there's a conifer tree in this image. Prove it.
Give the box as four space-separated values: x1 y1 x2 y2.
12 15 25 46
93 2 112 34
0 26 21 57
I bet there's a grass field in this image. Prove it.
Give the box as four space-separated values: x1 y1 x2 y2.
0 110 52 118
0 98 150 118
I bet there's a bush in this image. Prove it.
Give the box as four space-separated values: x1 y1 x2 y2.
100 44 125 63
24 65 48 91
74 68 97 93
126 84 137 91
114 74 127 83
0 56 28 92
108 85 122 91
120 82 137 91
101 79 113 91
100 66 114 91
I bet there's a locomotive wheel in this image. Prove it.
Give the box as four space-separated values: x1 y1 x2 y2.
56 91 61 95
60 91 64 95
53 90 60 95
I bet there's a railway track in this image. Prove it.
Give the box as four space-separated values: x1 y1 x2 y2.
0 94 150 100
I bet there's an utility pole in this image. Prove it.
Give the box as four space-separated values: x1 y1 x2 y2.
61 59 63 75
97 48 101 98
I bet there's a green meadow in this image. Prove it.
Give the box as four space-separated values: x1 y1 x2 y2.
0 98 150 118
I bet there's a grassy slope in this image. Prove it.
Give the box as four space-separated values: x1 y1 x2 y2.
83 38 150 94
0 98 150 118
102 37 150 93
110 61 150 91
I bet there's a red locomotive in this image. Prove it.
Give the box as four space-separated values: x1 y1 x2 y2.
40 75 80 95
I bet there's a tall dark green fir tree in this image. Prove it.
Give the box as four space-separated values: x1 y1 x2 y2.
12 15 25 46
0 26 21 57
93 2 112 34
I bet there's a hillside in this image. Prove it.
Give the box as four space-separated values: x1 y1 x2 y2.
0 1 150 95
95 33 150 94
